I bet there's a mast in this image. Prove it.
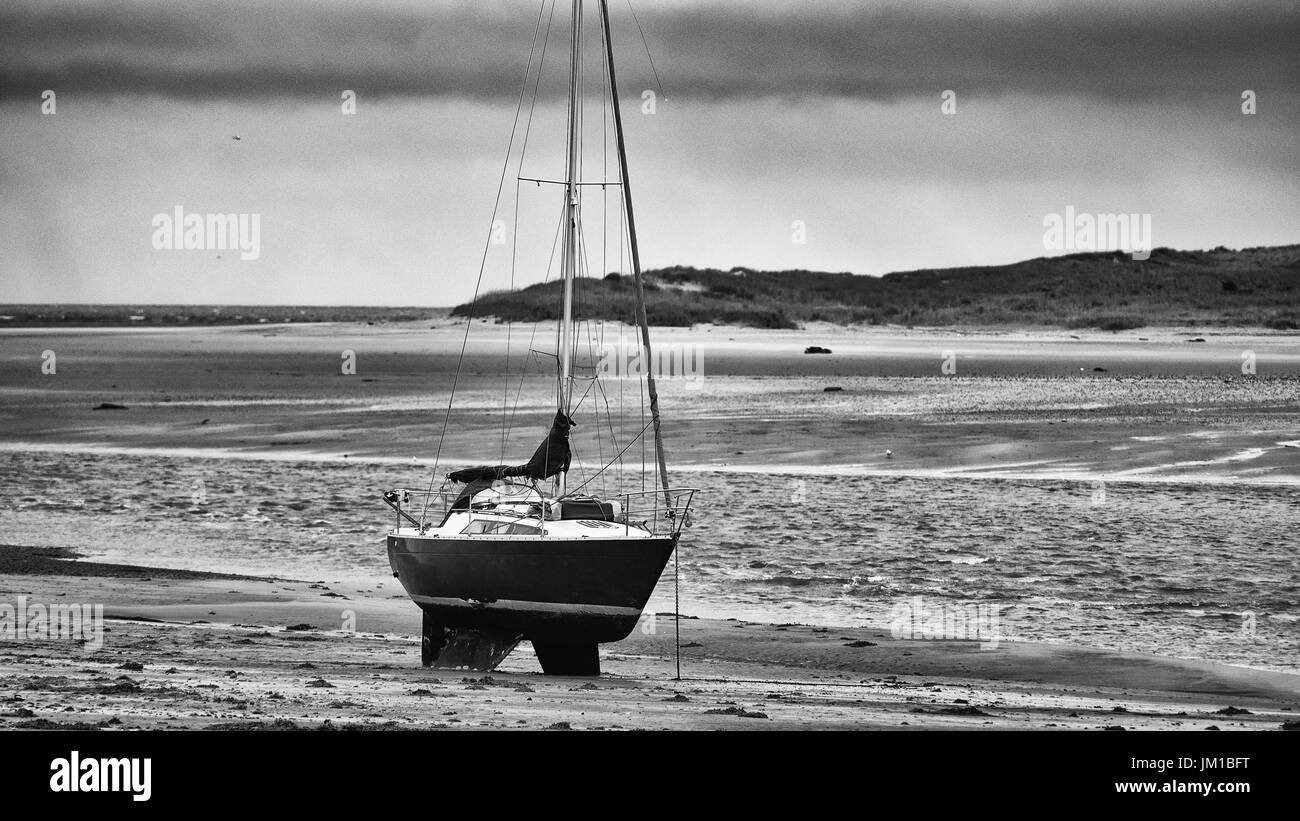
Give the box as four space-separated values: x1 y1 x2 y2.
598 0 671 508
556 0 583 498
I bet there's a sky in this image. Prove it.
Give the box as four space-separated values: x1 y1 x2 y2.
1 0 1297 306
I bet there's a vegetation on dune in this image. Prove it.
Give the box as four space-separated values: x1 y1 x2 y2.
3 246 1295 330
453 245 1300 330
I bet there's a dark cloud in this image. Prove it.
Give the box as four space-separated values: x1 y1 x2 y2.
1 0 1296 102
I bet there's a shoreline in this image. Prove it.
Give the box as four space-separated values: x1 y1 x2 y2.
2 549 1298 730
3 440 1298 488
5 547 1296 679
1 314 1298 337
3 323 1297 727
3 322 1296 484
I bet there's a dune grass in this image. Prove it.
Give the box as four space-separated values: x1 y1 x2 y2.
455 245 1300 330
4 245 1295 330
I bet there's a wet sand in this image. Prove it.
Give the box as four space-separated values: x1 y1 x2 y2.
2 548 1297 730
2 322 1298 729
1 321 1297 483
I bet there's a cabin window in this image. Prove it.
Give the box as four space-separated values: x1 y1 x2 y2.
461 519 541 536
461 520 510 535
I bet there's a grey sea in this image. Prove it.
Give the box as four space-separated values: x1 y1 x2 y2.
4 448 1296 673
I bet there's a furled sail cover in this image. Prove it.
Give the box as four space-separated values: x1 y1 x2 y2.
449 410 576 484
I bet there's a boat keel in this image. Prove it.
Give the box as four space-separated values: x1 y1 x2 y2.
422 611 522 671
420 610 601 675
531 639 600 676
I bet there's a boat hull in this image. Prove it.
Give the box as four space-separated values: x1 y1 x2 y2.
387 534 677 643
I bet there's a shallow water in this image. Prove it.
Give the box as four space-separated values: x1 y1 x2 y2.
2 448 1296 673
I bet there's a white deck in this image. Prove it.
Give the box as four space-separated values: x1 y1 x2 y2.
386 481 679 541
392 510 656 541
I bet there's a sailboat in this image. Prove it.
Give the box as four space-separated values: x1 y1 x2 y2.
382 0 695 676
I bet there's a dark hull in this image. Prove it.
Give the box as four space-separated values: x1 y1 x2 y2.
387 534 677 643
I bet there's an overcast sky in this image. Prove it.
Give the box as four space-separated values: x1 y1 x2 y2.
1 0 1296 305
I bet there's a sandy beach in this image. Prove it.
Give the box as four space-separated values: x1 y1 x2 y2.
2 320 1298 482
2 547 1298 731
2 321 1298 730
